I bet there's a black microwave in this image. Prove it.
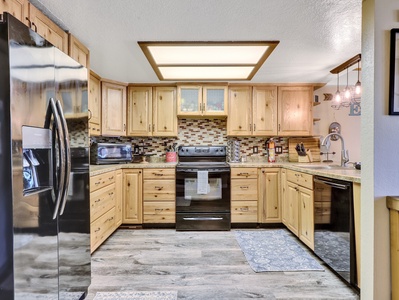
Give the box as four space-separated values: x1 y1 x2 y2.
90 143 132 164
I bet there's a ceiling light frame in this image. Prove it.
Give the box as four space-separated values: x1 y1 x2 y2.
138 41 279 81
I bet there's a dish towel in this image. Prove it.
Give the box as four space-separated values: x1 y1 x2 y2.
197 171 208 194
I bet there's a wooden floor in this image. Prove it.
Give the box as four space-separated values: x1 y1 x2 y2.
86 229 359 300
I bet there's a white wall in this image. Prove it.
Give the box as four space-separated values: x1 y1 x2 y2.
313 86 361 164
362 0 399 299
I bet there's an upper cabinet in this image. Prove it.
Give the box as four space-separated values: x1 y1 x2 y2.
0 0 28 23
228 85 313 137
68 34 90 68
101 79 127 136
277 86 313 136
127 86 153 136
177 85 227 117
227 86 277 136
153 86 177 136
89 71 101 136
28 4 68 53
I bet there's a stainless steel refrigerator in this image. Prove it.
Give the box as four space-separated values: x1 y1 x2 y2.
0 13 91 299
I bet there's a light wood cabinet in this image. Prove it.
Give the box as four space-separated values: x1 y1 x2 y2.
143 168 175 223
258 168 281 223
153 86 177 136
231 168 258 223
88 71 101 136
127 86 153 136
284 169 314 249
101 79 127 136
177 85 227 117
281 169 288 225
68 34 90 68
28 4 68 53
0 0 28 23
277 86 313 136
115 170 123 227
122 169 142 224
228 86 277 136
90 171 118 253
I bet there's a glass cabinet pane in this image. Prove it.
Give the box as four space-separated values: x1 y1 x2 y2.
205 88 225 112
180 88 200 112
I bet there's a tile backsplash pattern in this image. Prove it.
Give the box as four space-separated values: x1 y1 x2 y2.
68 119 89 148
90 119 289 162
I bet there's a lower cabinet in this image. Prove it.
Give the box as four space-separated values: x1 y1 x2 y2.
115 169 123 227
284 169 314 249
90 170 118 253
231 168 258 223
258 168 281 223
143 168 176 223
122 169 143 224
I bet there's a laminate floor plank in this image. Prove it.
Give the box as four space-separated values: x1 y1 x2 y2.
86 229 359 300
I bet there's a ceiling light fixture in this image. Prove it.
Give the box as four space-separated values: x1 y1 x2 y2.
355 61 361 94
344 67 350 99
138 41 279 81
335 72 341 102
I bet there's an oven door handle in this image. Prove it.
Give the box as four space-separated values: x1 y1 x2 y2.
183 217 224 221
176 169 230 173
314 178 350 190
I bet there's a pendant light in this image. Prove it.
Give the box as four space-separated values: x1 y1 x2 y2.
355 61 361 94
335 72 341 102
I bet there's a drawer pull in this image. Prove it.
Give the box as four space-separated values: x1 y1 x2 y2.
95 199 101 203
238 172 249 176
109 176 114 180
240 186 249 189
109 192 114 196
155 208 163 212
155 186 163 190
95 228 100 233
95 182 101 185
153 173 164 176
107 217 114 222
240 207 249 212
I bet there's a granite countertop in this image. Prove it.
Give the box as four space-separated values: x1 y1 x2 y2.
90 161 360 183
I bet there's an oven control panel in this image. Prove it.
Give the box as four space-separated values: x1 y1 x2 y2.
178 146 226 157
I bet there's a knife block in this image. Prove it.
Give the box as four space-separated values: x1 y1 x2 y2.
298 150 313 163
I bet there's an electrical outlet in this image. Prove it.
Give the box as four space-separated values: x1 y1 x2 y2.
275 146 283 154
253 146 258 154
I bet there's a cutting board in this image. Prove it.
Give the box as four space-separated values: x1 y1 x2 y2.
288 137 321 162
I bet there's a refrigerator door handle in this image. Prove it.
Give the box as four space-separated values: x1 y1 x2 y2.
56 100 71 216
44 98 66 219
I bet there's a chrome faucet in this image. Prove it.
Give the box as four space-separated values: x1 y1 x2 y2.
321 133 349 167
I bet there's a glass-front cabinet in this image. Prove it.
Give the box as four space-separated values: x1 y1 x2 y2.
177 85 227 117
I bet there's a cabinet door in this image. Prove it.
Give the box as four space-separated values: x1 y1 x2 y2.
177 85 202 116
227 86 252 135
277 86 313 136
115 170 123 227
153 87 177 136
258 168 280 223
127 86 153 136
253 86 278 136
299 186 314 249
101 80 127 136
28 4 68 53
286 181 299 236
0 0 28 24
203 86 228 116
123 170 142 224
89 71 101 136
68 34 90 68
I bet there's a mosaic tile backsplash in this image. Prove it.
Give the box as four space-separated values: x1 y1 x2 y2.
90 119 289 162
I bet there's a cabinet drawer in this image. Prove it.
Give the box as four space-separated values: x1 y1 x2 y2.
143 202 175 223
143 168 175 180
231 179 258 200
90 206 116 252
287 170 313 189
143 180 175 200
90 183 116 222
90 171 116 192
231 168 258 179
232 200 258 223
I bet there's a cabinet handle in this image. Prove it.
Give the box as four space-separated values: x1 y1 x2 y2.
240 186 249 189
254 124 256 131
109 192 114 196
31 22 37 33
109 176 114 180
240 207 249 212
124 124 126 131
149 124 151 132
95 228 101 233
155 186 163 190
25 17 31 28
88 109 93 120
153 173 164 176
95 199 101 203
278 124 281 131
155 208 163 212
95 182 101 185
238 172 249 176
152 124 155 132
107 217 114 222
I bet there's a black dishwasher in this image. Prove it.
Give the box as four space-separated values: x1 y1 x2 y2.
313 176 358 290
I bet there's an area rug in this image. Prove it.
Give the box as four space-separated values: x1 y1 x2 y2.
93 291 177 300
235 229 324 272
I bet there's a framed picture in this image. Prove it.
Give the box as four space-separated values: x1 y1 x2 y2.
389 28 399 115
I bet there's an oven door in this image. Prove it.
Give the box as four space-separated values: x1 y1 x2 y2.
176 167 230 213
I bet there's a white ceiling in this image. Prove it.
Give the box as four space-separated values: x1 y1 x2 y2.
30 0 362 85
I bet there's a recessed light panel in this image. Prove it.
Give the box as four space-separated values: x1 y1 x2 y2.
139 41 279 81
